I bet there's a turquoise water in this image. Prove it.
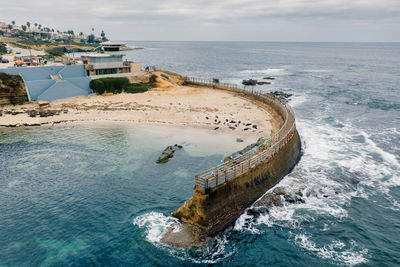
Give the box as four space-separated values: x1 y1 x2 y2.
1 42 400 266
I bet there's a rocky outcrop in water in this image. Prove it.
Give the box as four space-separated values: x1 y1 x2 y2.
246 186 305 217
156 144 183 163
267 91 293 102
242 79 258 86
242 79 271 86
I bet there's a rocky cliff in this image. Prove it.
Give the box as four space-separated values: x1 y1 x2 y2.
0 73 29 105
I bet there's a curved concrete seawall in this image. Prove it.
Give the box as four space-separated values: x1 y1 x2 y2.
170 76 302 236
173 130 301 234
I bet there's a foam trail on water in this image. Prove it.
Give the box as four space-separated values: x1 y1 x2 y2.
133 212 178 243
294 234 368 266
240 69 287 75
233 116 399 265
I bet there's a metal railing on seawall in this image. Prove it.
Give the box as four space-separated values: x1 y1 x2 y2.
182 77 297 191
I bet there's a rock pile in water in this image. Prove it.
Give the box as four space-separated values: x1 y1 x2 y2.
156 144 183 163
246 187 305 217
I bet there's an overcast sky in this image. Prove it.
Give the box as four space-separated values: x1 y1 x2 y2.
2 0 400 41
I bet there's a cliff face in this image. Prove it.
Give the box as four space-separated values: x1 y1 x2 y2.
172 129 302 234
0 73 29 105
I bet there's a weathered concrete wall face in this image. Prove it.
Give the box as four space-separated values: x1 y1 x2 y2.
0 73 29 105
173 129 301 234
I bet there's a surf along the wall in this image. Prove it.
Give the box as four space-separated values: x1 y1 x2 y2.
167 75 302 242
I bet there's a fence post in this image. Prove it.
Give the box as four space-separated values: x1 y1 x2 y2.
215 166 218 186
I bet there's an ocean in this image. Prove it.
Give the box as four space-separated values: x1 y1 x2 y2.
1 42 399 266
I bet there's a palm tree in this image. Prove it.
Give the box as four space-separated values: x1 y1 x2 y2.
26 22 30 30
38 24 41 30
101 30 107 41
34 23 38 27
11 20 15 26
21 25 27 32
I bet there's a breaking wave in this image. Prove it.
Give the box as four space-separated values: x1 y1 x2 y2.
294 234 369 266
232 114 399 265
240 68 287 75
133 212 235 264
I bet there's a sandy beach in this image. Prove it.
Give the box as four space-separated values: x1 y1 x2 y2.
0 75 281 142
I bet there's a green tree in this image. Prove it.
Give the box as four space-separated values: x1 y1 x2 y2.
34 23 38 27
38 24 41 29
0 42 7 54
88 34 95 43
11 20 15 25
26 22 30 29
8 24 12 31
21 25 27 31
101 30 107 41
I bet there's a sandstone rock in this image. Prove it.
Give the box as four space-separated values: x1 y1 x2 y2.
38 101 50 107
39 110 60 117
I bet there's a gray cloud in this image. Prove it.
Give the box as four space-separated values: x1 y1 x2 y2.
1 0 400 41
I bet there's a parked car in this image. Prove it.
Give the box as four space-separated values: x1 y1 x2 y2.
15 51 21 54
1 58 9 63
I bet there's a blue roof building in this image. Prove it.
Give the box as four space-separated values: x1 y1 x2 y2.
0 65 91 102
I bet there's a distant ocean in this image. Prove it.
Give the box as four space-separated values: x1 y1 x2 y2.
1 42 399 266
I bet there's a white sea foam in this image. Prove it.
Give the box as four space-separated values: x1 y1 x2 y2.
132 212 178 243
294 234 368 266
240 68 287 75
288 94 308 108
233 116 399 264
133 212 234 264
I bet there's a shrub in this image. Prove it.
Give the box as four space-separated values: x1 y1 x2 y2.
102 79 116 93
90 77 130 94
125 83 150 94
90 79 105 94
149 74 157 84
0 42 7 55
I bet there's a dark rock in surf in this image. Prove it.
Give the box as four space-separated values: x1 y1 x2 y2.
156 145 183 163
242 79 257 86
